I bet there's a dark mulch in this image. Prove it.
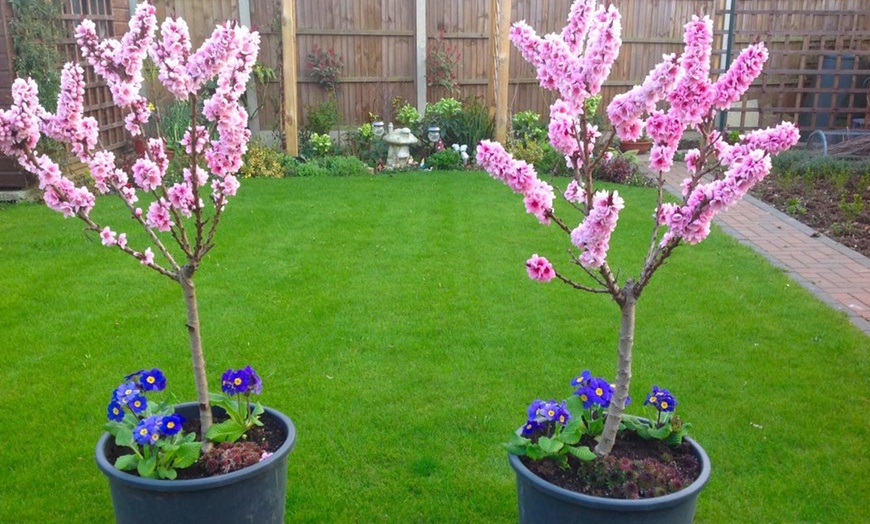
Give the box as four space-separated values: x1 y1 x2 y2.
104 412 286 480
521 432 701 500
752 173 870 258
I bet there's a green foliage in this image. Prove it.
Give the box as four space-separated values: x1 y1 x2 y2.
395 103 422 127
158 100 192 146
838 193 865 222
342 123 387 167
784 197 807 216
306 44 344 92
426 31 462 93
239 142 286 179
206 395 265 444
316 155 371 176
307 133 333 158
535 143 573 177
305 97 340 135
511 111 547 144
291 155 370 177
451 97 494 154
427 149 462 170
9 0 63 112
507 137 546 167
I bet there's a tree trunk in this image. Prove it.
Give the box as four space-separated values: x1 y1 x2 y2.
179 266 213 441
594 280 637 456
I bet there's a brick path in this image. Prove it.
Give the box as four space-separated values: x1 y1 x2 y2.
651 160 870 337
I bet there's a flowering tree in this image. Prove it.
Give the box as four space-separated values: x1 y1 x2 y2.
477 0 799 457
0 2 259 439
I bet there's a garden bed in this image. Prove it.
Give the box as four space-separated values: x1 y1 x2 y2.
750 152 870 258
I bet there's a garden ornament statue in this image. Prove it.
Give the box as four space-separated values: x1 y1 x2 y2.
382 122 419 168
478 0 799 478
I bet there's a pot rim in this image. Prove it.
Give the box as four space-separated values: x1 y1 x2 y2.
95 402 296 493
508 435 711 511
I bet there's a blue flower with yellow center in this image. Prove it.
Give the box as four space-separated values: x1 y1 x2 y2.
107 400 125 422
160 413 185 436
113 381 140 404
570 370 593 388
221 368 250 395
133 415 161 446
129 394 148 414
527 399 545 420
139 368 166 392
521 419 542 436
644 386 678 413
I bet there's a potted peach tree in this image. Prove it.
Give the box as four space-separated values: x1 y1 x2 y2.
0 3 295 522
477 1 798 522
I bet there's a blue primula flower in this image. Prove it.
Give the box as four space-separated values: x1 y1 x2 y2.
114 381 140 405
160 413 185 436
521 419 543 436
128 394 148 414
133 415 162 446
107 400 125 422
570 370 593 388
645 386 678 413
221 368 250 395
139 368 167 391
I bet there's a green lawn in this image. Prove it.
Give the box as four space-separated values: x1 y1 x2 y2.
0 172 867 523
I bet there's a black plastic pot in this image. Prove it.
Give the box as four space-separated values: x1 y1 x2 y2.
96 403 296 524
508 436 711 524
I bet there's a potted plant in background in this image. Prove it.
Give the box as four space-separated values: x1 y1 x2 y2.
0 3 295 522
477 0 799 522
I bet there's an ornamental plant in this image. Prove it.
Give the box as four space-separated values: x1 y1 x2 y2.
105 369 200 479
0 3 259 441
478 0 799 462
207 366 265 443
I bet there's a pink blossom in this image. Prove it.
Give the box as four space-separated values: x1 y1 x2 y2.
118 233 128 249
648 144 676 173
684 148 701 175
526 254 556 282
564 179 584 204
100 227 118 246
570 190 624 268
560 0 596 54
146 199 174 232
667 16 715 126
712 43 767 110
579 4 622 96
132 158 164 192
607 54 680 141
140 247 155 265
167 183 196 217
523 180 556 224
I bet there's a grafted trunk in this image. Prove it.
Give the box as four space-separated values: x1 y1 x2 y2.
594 281 637 456
179 266 213 442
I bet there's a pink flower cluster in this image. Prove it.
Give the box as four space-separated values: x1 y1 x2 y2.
477 140 555 224
42 64 99 161
667 16 715 127
509 0 622 114
607 54 681 142
526 254 556 282
570 190 625 268
150 18 194 98
712 43 768 110
76 3 158 135
659 123 800 245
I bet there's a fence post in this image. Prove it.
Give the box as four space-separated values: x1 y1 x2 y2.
416 0 427 115
490 0 512 143
282 0 299 155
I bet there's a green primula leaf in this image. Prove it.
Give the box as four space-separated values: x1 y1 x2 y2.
537 436 564 455
502 442 528 456
558 421 584 444
173 442 202 469
565 445 597 462
205 419 247 443
138 455 157 478
648 425 672 440
565 395 585 416
114 427 134 448
525 446 548 460
113 454 138 471
157 467 177 480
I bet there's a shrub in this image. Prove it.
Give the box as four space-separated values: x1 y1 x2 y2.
238 142 284 179
535 143 572 177
452 96 494 155
427 149 462 170
512 111 547 144
306 44 343 93
306 133 333 158
508 137 546 167
395 103 422 127
305 97 340 135
426 31 461 93
295 162 330 177
317 155 371 177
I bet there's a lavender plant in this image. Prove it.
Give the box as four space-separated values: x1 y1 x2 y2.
478 0 800 459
